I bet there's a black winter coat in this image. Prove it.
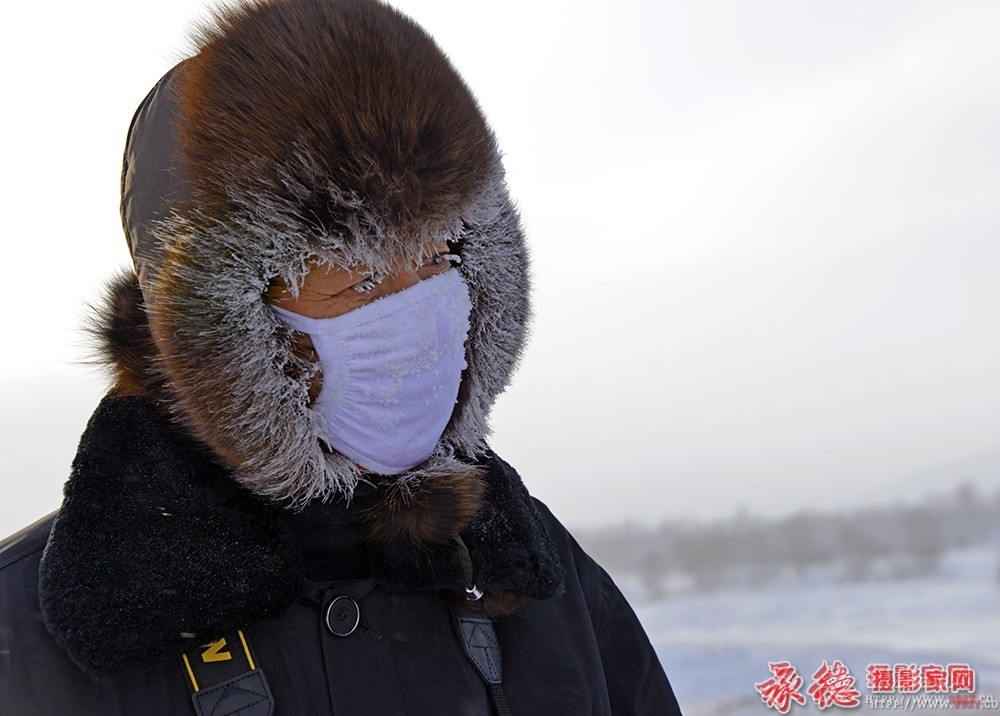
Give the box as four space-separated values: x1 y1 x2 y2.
0 398 682 715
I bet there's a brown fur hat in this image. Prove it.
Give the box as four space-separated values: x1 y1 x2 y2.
111 0 530 539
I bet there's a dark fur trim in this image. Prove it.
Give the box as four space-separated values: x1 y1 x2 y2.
39 397 303 675
40 396 563 675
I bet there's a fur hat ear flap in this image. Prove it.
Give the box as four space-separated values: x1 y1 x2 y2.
362 458 486 546
89 271 169 400
363 458 486 548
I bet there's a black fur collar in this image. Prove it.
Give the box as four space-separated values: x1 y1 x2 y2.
39 396 563 676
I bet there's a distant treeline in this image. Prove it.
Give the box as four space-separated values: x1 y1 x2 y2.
575 483 1000 598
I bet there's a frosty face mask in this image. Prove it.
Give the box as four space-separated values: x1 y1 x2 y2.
273 269 473 475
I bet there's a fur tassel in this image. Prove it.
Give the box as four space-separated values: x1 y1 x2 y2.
88 271 169 400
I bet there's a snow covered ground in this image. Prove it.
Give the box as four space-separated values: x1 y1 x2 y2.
635 542 1000 715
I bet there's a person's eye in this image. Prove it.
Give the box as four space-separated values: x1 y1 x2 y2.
424 253 461 267
351 272 384 294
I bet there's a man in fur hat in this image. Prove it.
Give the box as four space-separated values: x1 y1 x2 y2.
0 0 682 713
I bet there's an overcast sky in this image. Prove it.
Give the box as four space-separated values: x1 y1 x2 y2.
2 0 998 536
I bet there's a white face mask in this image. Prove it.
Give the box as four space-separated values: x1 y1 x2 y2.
273 269 472 475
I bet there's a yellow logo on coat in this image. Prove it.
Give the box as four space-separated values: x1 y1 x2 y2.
200 637 232 663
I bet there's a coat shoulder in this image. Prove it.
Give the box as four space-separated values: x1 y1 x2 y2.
0 512 55 572
524 498 684 716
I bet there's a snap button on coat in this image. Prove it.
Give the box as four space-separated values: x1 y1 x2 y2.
325 596 360 637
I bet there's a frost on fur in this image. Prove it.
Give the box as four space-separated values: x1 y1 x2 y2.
135 170 529 505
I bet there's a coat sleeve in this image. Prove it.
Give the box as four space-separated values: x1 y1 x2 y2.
533 499 684 715
579 549 683 715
